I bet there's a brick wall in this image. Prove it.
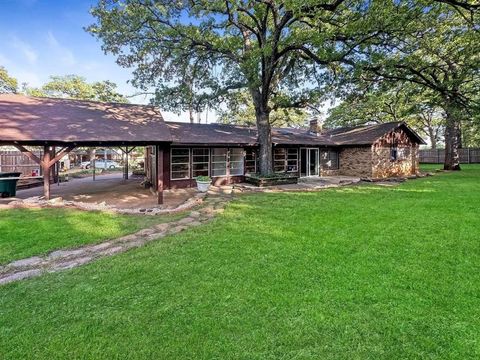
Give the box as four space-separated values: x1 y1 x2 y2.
338 147 372 177
371 129 420 178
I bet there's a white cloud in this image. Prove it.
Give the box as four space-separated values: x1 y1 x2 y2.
10 36 38 64
46 31 76 66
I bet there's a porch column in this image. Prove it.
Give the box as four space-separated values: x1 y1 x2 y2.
42 145 51 200
157 145 164 205
125 146 129 180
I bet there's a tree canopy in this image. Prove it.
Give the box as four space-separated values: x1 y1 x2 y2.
24 75 128 103
88 0 386 173
0 66 18 94
88 0 480 172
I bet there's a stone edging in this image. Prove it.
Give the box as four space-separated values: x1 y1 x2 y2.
0 194 231 286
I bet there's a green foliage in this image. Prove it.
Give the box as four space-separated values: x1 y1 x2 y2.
23 75 128 103
2 166 480 358
218 91 309 127
87 0 382 172
326 83 445 148
0 66 18 94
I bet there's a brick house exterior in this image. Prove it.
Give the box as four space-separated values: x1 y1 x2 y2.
145 121 425 192
0 95 425 204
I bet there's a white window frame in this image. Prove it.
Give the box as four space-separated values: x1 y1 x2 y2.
192 148 210 177
286 148 299 173
229 148 244 176
171 148 191 180
211 148 228 177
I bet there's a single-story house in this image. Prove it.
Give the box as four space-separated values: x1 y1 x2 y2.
0 94 425 203
146 119 425 190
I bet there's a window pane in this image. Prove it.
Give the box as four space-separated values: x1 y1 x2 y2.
172 163 189 172
193 169 209 177
172 148 189 156
192 148 209 156
171 148 190 179
172 171 189 179
212 168 227 176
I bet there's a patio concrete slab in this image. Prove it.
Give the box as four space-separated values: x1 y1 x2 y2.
0 173 197 209
234 176 361 192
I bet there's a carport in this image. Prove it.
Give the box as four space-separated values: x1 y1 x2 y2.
0 94 171 204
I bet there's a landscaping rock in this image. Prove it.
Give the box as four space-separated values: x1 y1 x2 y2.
136 228 155 236
0 269 42 285
8 256 43 268
97 246 125 257
48 249 86 260
51 256 92 271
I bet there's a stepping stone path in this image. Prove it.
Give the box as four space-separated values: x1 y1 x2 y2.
0 193 233 286
0 178 374 286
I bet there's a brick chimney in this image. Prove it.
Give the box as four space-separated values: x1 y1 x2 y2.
309 119 322 135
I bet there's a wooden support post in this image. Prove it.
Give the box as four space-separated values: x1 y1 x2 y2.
125 146 129 180
42 145 51 200
157 146 164 205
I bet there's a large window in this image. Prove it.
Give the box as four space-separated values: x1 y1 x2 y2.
274 148 298 173
211 148 228 176
274 148 287 172
171 148 190 180
229 148 244 176
286 148 299 172
192 148 209 177
245 148 257 174
320 150 339 170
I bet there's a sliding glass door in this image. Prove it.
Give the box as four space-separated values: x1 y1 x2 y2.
300 148 319 177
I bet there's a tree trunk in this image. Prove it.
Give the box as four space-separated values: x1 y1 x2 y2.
188 106 194 124
443 101 461 171
427 127 437 150
255 110 273 174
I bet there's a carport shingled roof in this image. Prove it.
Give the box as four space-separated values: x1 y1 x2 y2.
0 94 171 144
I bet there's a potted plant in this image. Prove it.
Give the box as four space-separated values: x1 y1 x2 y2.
195 176 212 192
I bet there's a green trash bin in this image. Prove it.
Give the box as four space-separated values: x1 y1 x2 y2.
0 172 22 198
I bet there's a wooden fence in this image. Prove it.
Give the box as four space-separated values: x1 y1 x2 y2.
419 148 480 163
0 149 43 176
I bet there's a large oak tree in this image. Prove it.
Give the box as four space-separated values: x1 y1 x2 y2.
88 0 387 174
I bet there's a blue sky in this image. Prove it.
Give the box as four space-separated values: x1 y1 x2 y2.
0 0 190 121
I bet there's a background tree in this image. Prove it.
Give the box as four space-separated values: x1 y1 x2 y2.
0 66 18 94
326 82 445 149
23 74 128 103
88 0 385 174
348 2 480 170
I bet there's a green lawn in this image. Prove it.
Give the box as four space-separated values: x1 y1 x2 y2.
1 165 480 359
0 208 183 264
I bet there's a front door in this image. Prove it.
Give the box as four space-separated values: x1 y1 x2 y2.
300 148 319 177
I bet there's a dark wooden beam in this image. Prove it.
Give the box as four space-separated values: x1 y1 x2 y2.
48 145 75 168
157 146 164 205
13 144 42 165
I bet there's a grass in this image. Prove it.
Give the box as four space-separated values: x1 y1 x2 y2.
0 208 184 264
1 165 480 359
